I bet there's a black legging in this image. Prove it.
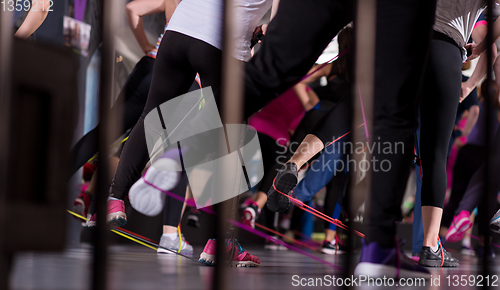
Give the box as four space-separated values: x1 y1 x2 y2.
109 31 222 199
70 56 155 174
419 34 462 208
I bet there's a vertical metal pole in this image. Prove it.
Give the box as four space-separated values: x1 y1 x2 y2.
93 0 123 289
213 0 243 289
350 0 376 275
0 8 13 290
482 1 494 287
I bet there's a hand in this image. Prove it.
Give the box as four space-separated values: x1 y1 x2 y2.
465 42 484 62
460 82 473 103
142 43 156 55
252 24 268 44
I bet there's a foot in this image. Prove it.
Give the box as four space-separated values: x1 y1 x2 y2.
490 209 500 234
198 239 260 267
264 236 288 251
73 189 91 219
129 156 182 216
445 210 472 242
157 234 193 255
87 199 127 227
321 239 345 255
266 163 298 213
419 239 458 267
354 240 431 279
241 203 260 229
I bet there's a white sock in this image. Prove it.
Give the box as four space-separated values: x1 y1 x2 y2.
162 232 178 240
430 244 439 252
462 238 471 248
108 197 121 201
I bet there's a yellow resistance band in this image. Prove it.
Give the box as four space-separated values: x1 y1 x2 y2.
67 210 157 251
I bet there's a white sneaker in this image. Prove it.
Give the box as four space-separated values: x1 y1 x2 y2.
157 234 193 255
129 157 181 216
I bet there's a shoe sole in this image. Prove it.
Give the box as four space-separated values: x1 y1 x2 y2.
321 248 346 255
446 218 472 242
129 178 166 216
107 212 127 227
267 172 297 212
198 252 260 267
157 248 193 255
419 259 459 267
354 262 431 279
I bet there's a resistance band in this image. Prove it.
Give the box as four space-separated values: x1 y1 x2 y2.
142 179 344 270
67 210 199 262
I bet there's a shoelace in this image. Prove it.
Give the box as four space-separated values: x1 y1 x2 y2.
437 237 446 267
226 239 246 255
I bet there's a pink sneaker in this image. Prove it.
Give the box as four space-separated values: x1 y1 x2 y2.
87 199 127 227
73 186 91 218
240 203 259 229
446 210 472 243
198 239 260 267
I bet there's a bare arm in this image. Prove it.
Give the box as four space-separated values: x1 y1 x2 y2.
461 25 497 102
300 62 333 84
126 0 179 54
270 0 280 20
14 0 52 39
293 83 320 111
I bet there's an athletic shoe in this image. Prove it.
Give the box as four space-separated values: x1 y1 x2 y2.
87 199 127 227
157 234 193 255
86 213 97 227
321 239 345 255
199 238 260 267
489 209 500 234
445 210 472 243
187 208 201 228
241 203 260 229
266 163 298 212
73 188 91 219
129 156 182 216
418 239 459 267
475 245 496 258
264 236 288 251
354 240 431 279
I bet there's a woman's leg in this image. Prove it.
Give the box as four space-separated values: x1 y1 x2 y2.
70 56 155 174
419 38 462 257
109 32 198 202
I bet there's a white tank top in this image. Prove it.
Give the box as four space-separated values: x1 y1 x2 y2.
167 0 272 62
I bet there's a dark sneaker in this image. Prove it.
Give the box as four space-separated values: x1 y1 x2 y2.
321 239 345 255
187 208 201 228
354 240 431 279
419 239 458 267
490 209 500 234
264 236 288 251
266 163 298 212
